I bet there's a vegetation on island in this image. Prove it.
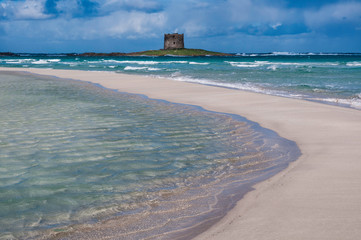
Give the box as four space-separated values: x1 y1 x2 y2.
127 48 232 56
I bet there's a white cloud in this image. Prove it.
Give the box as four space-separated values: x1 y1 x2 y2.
14 0 51 20
3 9 166 40
104 11 166 38
271 23 282 30
0 0 53 20
0 0 166 40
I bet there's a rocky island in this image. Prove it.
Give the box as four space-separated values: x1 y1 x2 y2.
78 48 232 57
1 33 232 57
80 34 232 56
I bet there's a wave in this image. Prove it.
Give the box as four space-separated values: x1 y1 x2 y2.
226 61 265 68
163 61 188 64
31 60 51 64
102 60 160 65
5 59 35 64
346 62 361 67
100 60 189 65
4 59 62 65
226 61 304 68
226 60 344 69
167 75 284 95
236 52 361 56
165 75 361 110
270 52 301 56
267 65 278 71
124 66 162 71
47 59 61 62
312 96 361 109
189 62 209 65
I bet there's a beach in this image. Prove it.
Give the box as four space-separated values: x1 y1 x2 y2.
1 67 361 239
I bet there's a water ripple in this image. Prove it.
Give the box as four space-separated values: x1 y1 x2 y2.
0 71 300 239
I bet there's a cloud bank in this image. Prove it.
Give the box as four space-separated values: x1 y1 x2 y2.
1 0 360 52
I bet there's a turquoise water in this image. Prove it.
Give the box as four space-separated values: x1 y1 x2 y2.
1 53 361 109
0 71 299 239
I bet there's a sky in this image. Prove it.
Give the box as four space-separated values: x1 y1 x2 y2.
1 0 361 53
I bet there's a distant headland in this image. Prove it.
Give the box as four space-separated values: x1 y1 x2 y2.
0 49 232 57
78 48 232 57
0 33 233 57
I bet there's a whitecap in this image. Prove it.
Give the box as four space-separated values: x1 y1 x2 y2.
47 59 61 62
150 68 162 71
32 60 50 64
226 61 261 68
267 65 278 71
103 60 159 65
6 61 23 64
5 59 34 64
167 75 279 96
271 52 297 56
312 97 361 110
162 61 188 64
124 66 147 70
124 66 161 71
346 62 361 67
189 62 210 65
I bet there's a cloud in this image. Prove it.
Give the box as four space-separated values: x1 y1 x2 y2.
304 1 361 36
101 10 166 38
1 9 166 41
0 0 309 38
1 0 162 20
15 0 50 19
305 1 361 26
161 0 309 37
1 0 360 53
1 0 166 41
1 0 52 20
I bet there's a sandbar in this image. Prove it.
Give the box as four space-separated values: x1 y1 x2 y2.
1 67 361 239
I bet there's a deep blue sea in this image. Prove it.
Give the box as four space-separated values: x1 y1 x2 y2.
1 52 359 239
1 52 361 109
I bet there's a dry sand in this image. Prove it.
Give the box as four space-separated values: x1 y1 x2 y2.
1 67 361 239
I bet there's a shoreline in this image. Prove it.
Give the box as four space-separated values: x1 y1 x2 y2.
2 67 361 239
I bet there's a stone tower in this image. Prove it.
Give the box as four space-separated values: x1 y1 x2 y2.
164 33 184 50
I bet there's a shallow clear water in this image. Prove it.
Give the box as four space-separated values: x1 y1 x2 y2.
1 53 361 109
0 71 299 239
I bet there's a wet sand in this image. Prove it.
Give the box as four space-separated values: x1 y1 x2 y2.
1 67 361 239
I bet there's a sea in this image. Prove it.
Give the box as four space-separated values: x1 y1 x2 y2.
0 52 360 239
1 52 361 109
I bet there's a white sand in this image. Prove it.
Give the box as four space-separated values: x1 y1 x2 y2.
2 67 361 239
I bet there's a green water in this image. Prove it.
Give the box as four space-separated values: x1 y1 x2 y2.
0 71 299 239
